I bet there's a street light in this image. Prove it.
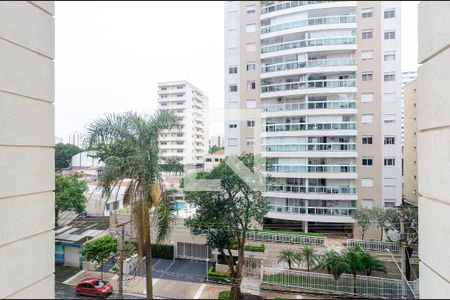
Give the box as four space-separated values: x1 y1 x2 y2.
385 248 416 299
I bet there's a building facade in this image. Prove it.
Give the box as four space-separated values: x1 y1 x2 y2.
209 135 224 149
0 1 55 298
158 81 208 170
402 79 417 202
204 149 225 171
224 1 402 235
400 69 417 146
417 2 450 297
67 130 87 149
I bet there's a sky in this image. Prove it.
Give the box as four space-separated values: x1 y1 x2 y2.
55 1 419 142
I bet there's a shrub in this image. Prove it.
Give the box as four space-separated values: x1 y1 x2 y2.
151 244 174 259
208 265 229 283
244 244 265 252
218 291 231 300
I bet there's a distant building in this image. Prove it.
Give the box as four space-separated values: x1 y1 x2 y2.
55 136 63 144
85 179 132 216
403 79 417 202
158 80 208 171
204 149 225 172
401 69 418 146
62 151 103 182
209 135 223 149
68 130 87 149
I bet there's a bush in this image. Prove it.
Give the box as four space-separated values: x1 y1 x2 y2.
218 291 231 300
244 244 265 252
151 244 174 259
208 265 229 283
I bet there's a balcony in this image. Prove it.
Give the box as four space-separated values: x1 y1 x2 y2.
268 164 356 173
261 1 335 14
261 15 356 34
263 143 356 152
269 204 355 216
261 79 355 93
261 58 355 74
262 100 356 112
261 37 356 54
267 184 356 194
263 122 356 132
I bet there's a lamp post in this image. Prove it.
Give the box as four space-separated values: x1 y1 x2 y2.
385 248 416 299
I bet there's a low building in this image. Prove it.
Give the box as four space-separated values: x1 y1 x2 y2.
204 149 225 171
209 135 223 148
85 179 132 216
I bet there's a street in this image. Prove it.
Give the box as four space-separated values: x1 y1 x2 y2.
55 282 145 299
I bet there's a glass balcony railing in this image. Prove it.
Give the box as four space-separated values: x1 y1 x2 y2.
261 79 355 93
263 143 356 152
261 58 356 73
269 204 356 216
263 122 356 132
261 15 356 34
262 37 356 54
262 100 356 112
261 1 335 14
267 184 357 194
268 164 356 173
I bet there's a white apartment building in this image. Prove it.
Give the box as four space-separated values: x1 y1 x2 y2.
0 1 55 298
158 81 208 170
225 1 402 236
400 69 417 146
67 130 87 149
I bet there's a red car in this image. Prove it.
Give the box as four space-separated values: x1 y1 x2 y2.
75 278 113 298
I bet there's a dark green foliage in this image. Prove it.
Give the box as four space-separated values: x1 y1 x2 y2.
151 244 174 259
55 174 87 225
218 291 231 300
81 235 117 280
55 143 82 171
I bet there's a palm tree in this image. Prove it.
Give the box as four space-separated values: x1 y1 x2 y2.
360 251 386 276
86 110 178 299
299 246 319 272
278 249 301 270
343 246 365 294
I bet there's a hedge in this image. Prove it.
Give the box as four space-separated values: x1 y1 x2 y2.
208 265 229 283
151 244 174 259
230 241 266 253
250 229 325 237
218 291 231 300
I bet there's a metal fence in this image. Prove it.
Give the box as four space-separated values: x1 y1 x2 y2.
347 239 400 252
261 267 418 299
246 231 326 245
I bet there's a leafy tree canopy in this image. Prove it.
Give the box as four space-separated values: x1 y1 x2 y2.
55 143 82 171
208 145 224 154
55 174 87 225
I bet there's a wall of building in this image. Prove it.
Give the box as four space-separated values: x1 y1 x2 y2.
403 79 417 202
0 1 55 298
417 2 450 298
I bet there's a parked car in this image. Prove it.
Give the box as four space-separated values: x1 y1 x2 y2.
75 278 113 298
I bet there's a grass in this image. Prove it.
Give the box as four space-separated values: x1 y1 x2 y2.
218 291 231 299
250 229 325 238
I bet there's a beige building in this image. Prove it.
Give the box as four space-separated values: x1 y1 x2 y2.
403 79 418 202
417 2 450 298
224 1 402 236
204 149 225 171
209 135 223 149
0 1 55 298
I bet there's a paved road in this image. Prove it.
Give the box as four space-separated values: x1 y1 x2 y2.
55 282 145 299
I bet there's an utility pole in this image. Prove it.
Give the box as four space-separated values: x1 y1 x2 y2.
117 220 131 300
400 215 407 298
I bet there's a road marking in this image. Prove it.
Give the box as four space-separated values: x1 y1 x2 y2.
159 260 176 279
62 270 86 285
193 284 206 299
296 295 303 299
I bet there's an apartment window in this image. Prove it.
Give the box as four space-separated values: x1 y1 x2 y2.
246 137 255 146
246 43 256 52
361 178 374 187
176 94 184 97
362 199 374 209
362 157 373 166
246 62 256 71
361 93 374 102
160 141 167 145
215 158 219 162
246 23 256 33
384 50 396 61
160 87 167 91
246 81 256 90
228 66 238 74
176 102 184 105
247 120 255 128
361 8 373 18
383 93 396 103
384 157 396 166
246 4 256 14
384 114 396 123
361 114 374 124
206 158 212 162
384 178 396 187
361 50 373 60
384 136 395 144
384 9 396 19
384 200 396 208
246 99 256 108
228 123 237 129
362 136 373 144
362 30 373 39
362 72 373 81
384 73 396 81
176 149 183 153
384 31 396 40
229 85 238 92
228 138 238 147
176 85 184 89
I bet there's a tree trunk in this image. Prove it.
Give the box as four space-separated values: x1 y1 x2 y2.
362 230 365 241
288 260 291 270
100 260 103 281
232 239 245 300
380 227 383 241
224 249 240 299
405 246 413 280
353 273 357 295
145 212 153 299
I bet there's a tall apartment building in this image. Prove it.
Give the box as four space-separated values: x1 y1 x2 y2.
209 135 224 149
225 1 402 235
0 1 55 298
417 2 450 297
67 130 87 149
403 79 417 202
400 69 417 146
158 81 208 170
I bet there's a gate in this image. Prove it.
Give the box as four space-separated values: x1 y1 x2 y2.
176 242 214 261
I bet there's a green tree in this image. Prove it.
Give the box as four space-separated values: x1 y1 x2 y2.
319 250 350 286
343 246 366 294
299 246 319 272
85 110 178 299
55 174 87 226
369 208 388 241
160 156 184 175
360 250 386 276
277 249 301 270
208 145 224 154
351 209 372 240
81 235 117 280
55 143 82 171
184 153 270 299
